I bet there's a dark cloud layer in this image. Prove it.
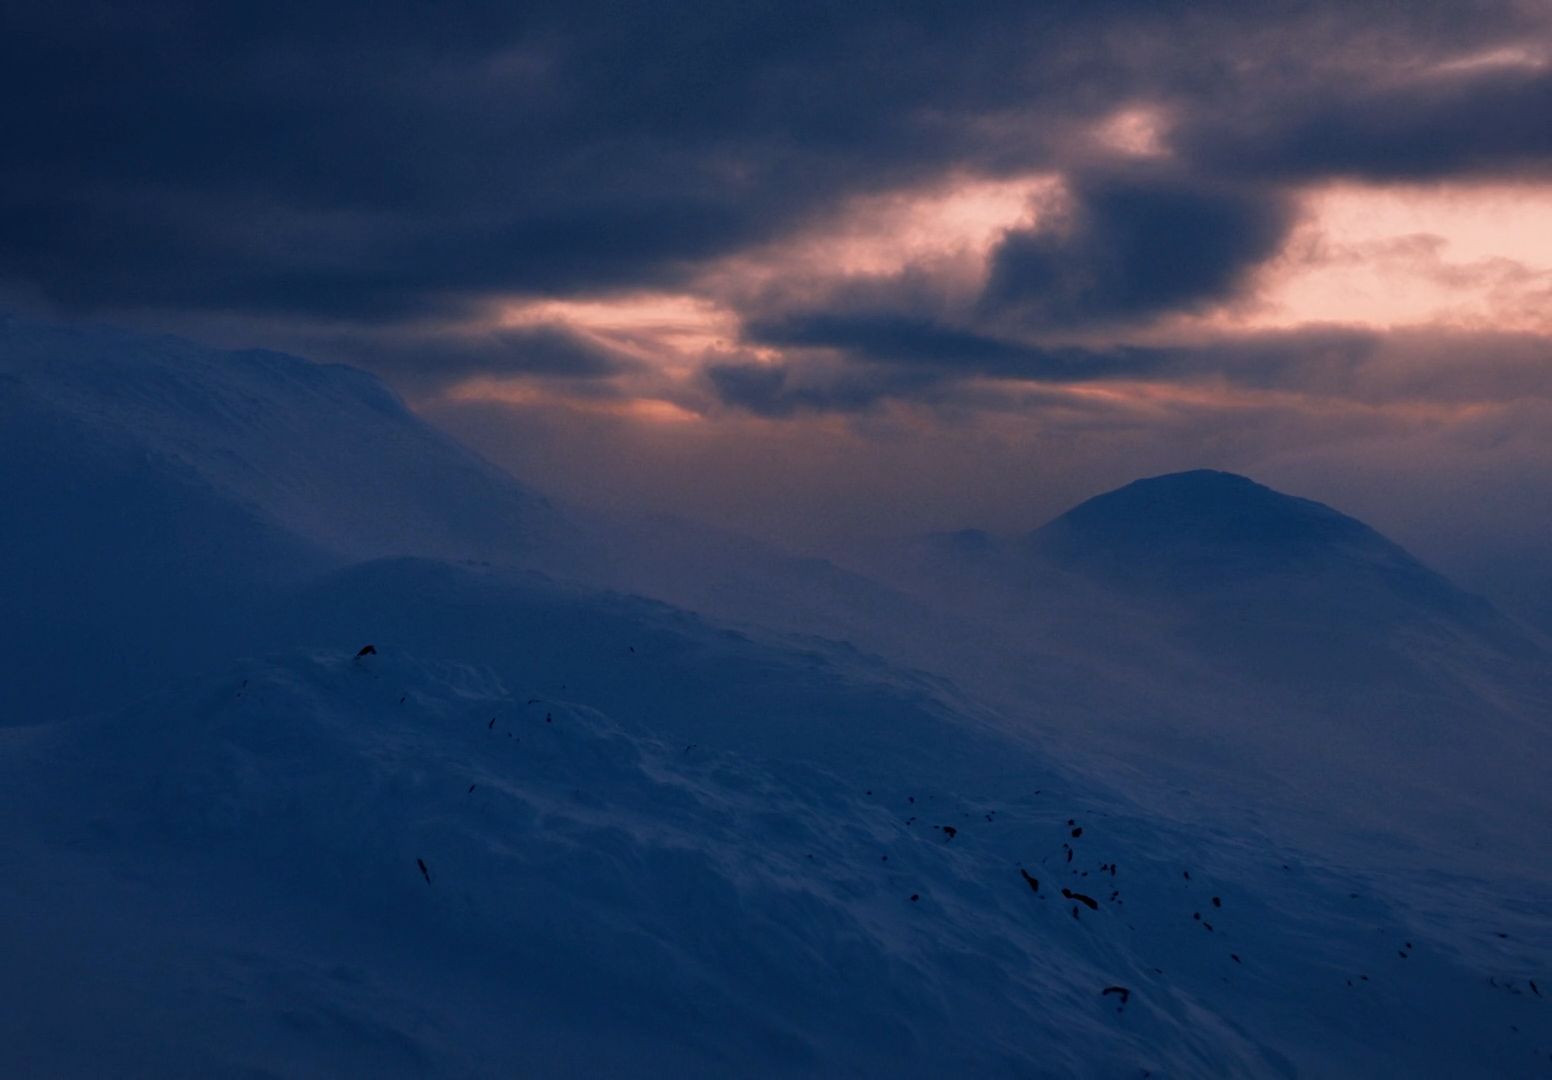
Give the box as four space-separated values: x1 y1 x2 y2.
0 0 1082 319
711 321 1552 418
1189 66 1552 182
703 361 941 419
3 0 1551 403
338 324 634 394
746 315 1043 373
5 5 1547 308
982 171 1293 327
713 324 1390 414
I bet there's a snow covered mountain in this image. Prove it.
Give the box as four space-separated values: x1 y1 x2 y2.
899 469 1537 666
0 317 570 565
1028 469 1537 678
3 317 1550 1076
9 641 1550 1077
0 316 591 721
856 471 1552 864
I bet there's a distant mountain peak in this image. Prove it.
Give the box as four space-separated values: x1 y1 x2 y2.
1026 468 1534 668
1060 468 1338 522
1125 468 1252 487
1036 469 1378 562
1024 469 1477 612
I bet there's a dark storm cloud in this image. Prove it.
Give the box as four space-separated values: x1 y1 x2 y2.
981 170 1294 326
703 361 938 418
3 0 1551 389
335 324 634 394
748 315 1036 371
710 322 1552 417
1187 66 1552 182
0 0 1097 321
743 314 1166 381
708 322 1490 414
0 196 762 319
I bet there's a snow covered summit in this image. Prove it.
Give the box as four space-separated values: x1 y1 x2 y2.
1034 469 1437 583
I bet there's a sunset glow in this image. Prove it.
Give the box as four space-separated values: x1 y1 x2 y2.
708 172 1061 304
1093 106 1173 159
6 0 1552 556
1249 181 1552 331
10 5 1552 1073
495 293 741 369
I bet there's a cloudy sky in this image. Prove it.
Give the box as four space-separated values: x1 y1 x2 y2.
6 1 1552 579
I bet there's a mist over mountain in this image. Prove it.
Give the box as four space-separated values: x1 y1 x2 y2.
3 317 1550 1076
1037 469 1475 597
838 468 1552 870
1029 467 1539 678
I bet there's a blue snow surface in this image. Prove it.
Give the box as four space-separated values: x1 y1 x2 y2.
3 315 1550 1077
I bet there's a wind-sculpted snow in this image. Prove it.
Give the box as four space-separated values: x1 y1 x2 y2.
5 647 1550 1076
4 317 1552 1075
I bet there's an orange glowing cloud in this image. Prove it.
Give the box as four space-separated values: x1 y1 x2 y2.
709 171 1062 302
1092 105 1173 159
495 293 742 374
1427 43 1549 76
1196 180 1552 334
442 167 1552 425
444 172 1066 411
444 376 703 424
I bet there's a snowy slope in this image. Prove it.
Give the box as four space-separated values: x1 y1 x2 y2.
5 644 1550 1077
4 317 1552 1076
844 472 1552 873
0 316 589 722
0 316 576 568
0 375 334 721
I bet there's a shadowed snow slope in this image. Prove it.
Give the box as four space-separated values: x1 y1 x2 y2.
853 470 1552 871
1029 469 1535 666
0 316 584 720
3 317 1551 1076
0 375 336 720
0 316 573 569
5 646 1550 1077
